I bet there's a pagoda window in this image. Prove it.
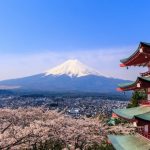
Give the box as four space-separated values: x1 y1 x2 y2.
140 47 143 53
137 83 141 88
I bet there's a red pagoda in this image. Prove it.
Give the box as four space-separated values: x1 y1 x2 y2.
108 42 150 150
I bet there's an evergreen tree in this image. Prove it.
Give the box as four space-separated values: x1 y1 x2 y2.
127 90 146 108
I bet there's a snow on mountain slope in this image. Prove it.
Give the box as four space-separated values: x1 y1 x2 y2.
45 59 102 77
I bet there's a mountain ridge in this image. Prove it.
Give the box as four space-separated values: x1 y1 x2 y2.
0 59 130 93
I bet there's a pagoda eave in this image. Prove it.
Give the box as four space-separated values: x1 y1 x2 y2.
120 63 126 67
108 135 150 150
120 42 150 67
113 106 150 121
117 85 138 92
117 77 150 92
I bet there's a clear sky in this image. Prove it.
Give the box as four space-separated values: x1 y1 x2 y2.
0 0 150 80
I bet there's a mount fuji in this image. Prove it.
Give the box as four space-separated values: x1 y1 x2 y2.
45 59 102 77
0 59 129 93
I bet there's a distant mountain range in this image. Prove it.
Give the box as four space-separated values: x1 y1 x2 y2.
0 59 130 93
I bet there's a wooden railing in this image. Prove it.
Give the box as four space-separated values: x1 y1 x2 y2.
140 71 150 77
139 100 150 105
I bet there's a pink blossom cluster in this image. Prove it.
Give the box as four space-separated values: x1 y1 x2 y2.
0 107 102 149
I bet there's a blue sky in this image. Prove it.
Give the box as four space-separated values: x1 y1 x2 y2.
0 0 149 80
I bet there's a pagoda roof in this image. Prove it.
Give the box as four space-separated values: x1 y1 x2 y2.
113 106 150 120
108 135 150 150
135 111 150 121
117 77 150 91
120 42 150 67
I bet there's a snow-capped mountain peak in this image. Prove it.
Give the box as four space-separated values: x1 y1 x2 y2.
45 59 101 77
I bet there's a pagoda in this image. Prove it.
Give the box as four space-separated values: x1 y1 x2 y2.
108 42 150 150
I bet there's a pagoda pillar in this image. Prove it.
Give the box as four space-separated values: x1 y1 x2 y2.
147 62 150 71
147 88 150 101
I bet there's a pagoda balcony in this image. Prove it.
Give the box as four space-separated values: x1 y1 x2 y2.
137 126 150 139
140 71 150 77
139 100 150 105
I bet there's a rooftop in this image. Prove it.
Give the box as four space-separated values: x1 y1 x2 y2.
113 105 150 120
135 111 150 121
120 42 150 67
108 134 150 150
117 76 150 91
